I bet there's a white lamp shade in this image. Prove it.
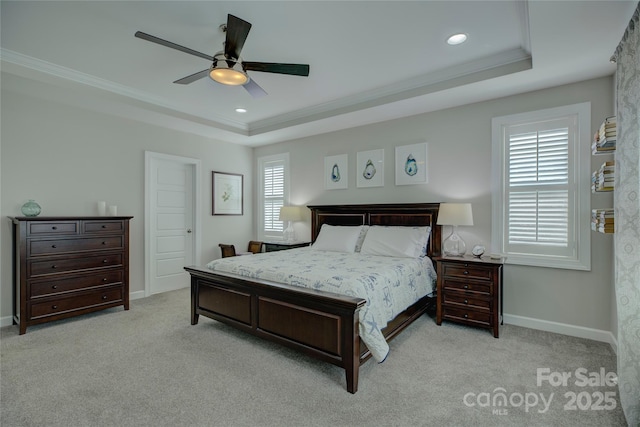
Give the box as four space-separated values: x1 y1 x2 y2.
279 206 302 222
437 203 474 226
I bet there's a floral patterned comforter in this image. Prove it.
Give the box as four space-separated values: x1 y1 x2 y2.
206 247 437 362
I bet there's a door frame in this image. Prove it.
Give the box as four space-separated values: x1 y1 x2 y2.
144 151 202 297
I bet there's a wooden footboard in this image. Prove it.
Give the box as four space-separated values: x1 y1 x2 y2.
185 265 367 393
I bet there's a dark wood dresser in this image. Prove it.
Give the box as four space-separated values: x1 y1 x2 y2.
10 216 133 334
434 255 504 338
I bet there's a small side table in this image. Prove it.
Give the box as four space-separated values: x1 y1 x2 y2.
264 241 311 252
434 255 505 338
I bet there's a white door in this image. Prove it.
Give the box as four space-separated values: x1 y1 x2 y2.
145 152 201 295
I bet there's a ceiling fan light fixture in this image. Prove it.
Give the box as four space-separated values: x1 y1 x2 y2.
209 53 248 86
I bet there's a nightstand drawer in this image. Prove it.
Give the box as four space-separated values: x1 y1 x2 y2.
442 278 491 294
443 293 491 310
442 306 491 326
443 264 493 281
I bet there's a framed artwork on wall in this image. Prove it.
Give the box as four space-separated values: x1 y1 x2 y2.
395 142 428 185
212 171 243 215
356 149 384 188
324 154 348 190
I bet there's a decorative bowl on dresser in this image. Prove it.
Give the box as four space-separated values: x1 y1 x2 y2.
434 255 505 338
10 216 133 334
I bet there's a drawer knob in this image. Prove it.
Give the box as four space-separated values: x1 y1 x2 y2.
52 226 57 230
464 313 468 318
102 295 108 300
52 305 58 309
101 225 107 228
464 263 469 267
463 271 469 275
52 285 58 289
51 245 57 248
464 299 468 304
51 265 57 269
102 241 106 245
464 284 469 289
103 278 108 282
102 259 108 263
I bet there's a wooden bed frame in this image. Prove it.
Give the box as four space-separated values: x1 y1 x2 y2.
184 203 441 393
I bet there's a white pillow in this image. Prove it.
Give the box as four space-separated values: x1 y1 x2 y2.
311 224 363 253
360 226 431 258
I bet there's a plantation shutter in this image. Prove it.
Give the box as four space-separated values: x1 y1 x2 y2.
492 103 590 270
263 160 285 233
504 117 574 257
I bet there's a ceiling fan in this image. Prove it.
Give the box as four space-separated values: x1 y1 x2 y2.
135 14 310 98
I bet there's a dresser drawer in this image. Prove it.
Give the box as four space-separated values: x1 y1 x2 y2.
30 286 124 319
30 270 124 298
442 306 491 326
83 220 125 234
442 264 493 281
28 221 78 236
442 278 491 294
29 253 123 277
29 236 123 256
443 292 491 310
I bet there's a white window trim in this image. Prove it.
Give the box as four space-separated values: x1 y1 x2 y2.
257 153 290 242
491 102 591 271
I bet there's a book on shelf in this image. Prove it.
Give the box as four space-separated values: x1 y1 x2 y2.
592 117 617 154
591 208 615 233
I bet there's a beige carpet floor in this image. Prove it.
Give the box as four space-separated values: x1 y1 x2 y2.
0 287 627 426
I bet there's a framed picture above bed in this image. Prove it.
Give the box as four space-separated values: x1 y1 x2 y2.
212 171 243 215
324 154 348 190
395 142 428 185
356 149 384 188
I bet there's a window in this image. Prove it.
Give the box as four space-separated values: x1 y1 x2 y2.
258 153 290 241
491 103 591 270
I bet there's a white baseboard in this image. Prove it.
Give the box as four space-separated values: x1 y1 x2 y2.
504 313 618 354
130 290 146 300
1 291 148 329
1 315 14 328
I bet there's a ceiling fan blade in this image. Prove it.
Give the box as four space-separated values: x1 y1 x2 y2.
135 31 214 61
224 14 251 59
243 79 267 98
173 69 210 85
244 62 309 76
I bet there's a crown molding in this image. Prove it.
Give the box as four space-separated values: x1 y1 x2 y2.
0 48 248 133
248 48 532 135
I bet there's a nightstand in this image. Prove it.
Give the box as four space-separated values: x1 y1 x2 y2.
434 255 505 338
264 241 311 252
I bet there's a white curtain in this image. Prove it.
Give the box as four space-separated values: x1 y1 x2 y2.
613 2 640 425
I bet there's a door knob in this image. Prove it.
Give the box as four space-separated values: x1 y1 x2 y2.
187 229 192 233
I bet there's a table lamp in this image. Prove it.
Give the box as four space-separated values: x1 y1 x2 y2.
437 203 474 256
279 206 302 243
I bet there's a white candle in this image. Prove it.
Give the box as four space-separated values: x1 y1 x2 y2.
97 201 107 216
108 205 117 216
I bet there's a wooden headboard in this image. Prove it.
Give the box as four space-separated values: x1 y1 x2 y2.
307 203 441 257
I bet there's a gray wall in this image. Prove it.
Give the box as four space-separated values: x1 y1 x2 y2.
255 76 616 336
0 74 254 322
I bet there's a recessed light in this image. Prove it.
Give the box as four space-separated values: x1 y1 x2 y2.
235 108 247 113
447 33 468 45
